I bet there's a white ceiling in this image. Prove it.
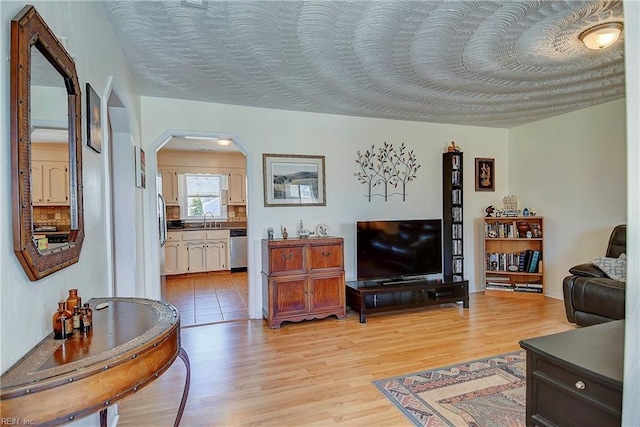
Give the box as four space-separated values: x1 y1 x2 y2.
103 0 625 130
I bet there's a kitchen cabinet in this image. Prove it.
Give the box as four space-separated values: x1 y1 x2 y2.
185 242 207 273
228 170 246 205
31 161 69 205
161 169 179 206
165 230 229 275
206 240 227 271
261 237 346 328
164 233 184 275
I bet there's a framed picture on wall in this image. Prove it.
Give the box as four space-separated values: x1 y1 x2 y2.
263 154 326 206
86 83 102 153
475 157 495 191
135 146 146 189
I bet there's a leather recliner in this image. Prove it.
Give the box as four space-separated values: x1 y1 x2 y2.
563 225 626 327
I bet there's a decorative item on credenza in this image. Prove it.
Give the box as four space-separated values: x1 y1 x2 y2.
315 223 329 237
281 226 288 239
267 227 274 240
298 220 311 238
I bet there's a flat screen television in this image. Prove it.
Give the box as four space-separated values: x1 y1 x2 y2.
356 219 442 281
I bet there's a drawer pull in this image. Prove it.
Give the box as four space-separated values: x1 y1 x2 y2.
321 251 331 257
575 381 586 390
281 253 294 260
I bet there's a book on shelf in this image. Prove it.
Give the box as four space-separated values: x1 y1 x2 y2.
485 285 515 292
528 250 541 273
514 287 543 293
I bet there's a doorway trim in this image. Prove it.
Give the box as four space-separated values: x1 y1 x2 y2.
144 130 257 318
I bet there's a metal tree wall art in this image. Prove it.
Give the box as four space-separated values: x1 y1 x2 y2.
354 142 421 201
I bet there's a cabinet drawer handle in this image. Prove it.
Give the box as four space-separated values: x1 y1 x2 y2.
281 253 293 260
575 381 586 390
321 251 331 257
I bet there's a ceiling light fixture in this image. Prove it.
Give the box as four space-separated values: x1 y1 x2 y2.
217 139 232 146
579 22 623 50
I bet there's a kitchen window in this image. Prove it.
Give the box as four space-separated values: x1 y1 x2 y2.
180 173 227 220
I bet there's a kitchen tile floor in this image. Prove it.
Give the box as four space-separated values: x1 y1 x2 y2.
166 271 248 327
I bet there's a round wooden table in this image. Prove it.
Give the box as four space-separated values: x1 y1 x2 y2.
1 297 190 426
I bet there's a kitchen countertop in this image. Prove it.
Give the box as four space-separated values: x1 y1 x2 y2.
167 223 246 232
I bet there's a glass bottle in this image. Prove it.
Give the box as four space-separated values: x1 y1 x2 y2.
82 303 92 332
72 306 83 330
53 301 73 339
66 289 82 312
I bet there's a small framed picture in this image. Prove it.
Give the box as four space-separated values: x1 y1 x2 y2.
135 146 146 189
263 154 326 206
86 83 102 153
475 158 495 191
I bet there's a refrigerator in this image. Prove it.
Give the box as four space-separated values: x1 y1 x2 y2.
157 174 168 301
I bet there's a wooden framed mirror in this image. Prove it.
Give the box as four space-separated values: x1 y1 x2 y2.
11 5 84 281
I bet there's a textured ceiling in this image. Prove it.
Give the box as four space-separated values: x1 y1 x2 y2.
103 0 625 128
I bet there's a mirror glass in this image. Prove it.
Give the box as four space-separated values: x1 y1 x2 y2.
30 47 72 254
11 5 84 280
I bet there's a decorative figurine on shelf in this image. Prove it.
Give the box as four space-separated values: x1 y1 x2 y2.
522 207 530 217
501 194 521 217
281 226 288 239
485 206 496 217
447 140 462 152
526 231 533 239
267 227 274 240
529 207 537 216
298 220 311 238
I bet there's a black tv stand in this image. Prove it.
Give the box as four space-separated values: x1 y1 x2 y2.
345 276 469 323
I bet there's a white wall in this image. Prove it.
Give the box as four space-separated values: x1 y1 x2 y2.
508 99 627 298
141 97 509 317
0 1 141 372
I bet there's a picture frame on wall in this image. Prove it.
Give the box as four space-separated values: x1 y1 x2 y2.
135 146 146 189
86 83 102 153
475 157 495 191
263 154 326 207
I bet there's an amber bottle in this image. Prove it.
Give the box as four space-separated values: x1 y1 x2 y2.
72 306 83 330
53 301 73 339
82 303 93 332
66 289 82 312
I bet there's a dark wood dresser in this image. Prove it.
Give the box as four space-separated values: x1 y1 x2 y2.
262 237 346 328
519 320 624 427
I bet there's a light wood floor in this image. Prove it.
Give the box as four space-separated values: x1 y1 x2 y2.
166 271 248 326
118 292 575 426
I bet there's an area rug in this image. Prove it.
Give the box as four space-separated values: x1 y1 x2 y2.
373 351 527 427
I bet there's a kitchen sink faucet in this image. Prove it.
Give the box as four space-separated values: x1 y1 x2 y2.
203 212 215 228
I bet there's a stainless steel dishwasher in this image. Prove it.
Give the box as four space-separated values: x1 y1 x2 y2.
230 228 247 271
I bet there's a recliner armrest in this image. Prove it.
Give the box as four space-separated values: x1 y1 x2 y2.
568 263 608 278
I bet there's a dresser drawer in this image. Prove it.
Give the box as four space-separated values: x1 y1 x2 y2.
534 357 622 410
309 244 343 270
532 374 621 427
268 246 306 275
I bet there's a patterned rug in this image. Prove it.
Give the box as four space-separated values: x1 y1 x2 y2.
373 351 527 427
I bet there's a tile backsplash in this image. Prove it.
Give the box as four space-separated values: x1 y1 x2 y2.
33 206 71 231
165 205 246 221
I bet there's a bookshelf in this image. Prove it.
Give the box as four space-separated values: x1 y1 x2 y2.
443 152 464 281
482 216 544 299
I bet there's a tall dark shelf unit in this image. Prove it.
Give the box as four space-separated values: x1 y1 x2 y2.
443 152 463 281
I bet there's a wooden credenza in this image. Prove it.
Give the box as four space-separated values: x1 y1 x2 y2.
262 237 346 328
